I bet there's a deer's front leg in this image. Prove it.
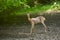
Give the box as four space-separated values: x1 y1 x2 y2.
41 21 47 32
30 22 34 34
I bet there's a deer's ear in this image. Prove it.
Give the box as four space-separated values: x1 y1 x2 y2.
27 14 30 15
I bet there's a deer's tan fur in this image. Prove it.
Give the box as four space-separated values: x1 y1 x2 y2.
27 14 47 34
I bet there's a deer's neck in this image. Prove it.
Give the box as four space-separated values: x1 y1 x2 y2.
27 14 31 21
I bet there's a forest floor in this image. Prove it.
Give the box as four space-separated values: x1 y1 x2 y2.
0 23 60 40
0 11 60 40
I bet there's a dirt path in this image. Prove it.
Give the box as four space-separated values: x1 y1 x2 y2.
0 12 60 40
0 23 60 40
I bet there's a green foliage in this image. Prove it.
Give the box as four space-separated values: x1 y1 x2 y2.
0 0 60 15
0 0 60 25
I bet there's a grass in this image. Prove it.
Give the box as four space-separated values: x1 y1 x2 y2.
15 3 60 15
15 5 52 15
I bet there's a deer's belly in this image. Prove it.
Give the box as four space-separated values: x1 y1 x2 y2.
31 18 40 24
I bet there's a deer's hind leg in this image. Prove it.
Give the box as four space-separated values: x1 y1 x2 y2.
41 21 47 32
